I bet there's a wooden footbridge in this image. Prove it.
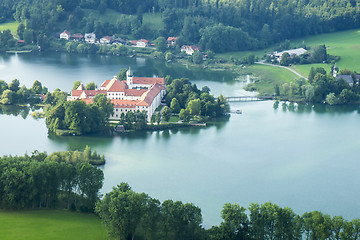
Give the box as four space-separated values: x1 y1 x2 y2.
217 95 275 102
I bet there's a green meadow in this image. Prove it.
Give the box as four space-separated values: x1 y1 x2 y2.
246 64 300 95
0 21 19 34
290 28 360 73
0 210 107 240
230 28 360 92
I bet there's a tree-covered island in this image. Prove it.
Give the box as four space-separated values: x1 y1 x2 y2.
46 70 230 135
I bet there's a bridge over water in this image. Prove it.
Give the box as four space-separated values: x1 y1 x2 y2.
217 95 275 102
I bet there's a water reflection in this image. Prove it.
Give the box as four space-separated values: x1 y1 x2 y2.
273 101 360 114
0 105 30 119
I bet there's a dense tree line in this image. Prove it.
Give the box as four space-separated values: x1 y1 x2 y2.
96 182 360 240
0 79 47 105
47 145 105 165
0 151 103 211
164 77 230 121
45 93 113 135
1 0 360 53
271 67 360 104
96 182 205 240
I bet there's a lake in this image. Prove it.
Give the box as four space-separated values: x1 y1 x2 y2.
0 52 359 227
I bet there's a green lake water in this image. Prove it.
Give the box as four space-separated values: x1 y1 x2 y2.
0 53 359 227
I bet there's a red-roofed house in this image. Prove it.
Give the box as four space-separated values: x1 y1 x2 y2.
100 36 113 44
181 45 200 55
136 39 149 48
167 37 177 47
60 30 71 40
71 33 83 41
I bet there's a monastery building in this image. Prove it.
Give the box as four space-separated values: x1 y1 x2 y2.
68 68 166 120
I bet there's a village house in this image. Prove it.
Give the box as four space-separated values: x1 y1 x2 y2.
332 66 355 86
70 33 83 41
272 48 308 62
112 37 127 45
181 45 200 55
100 36 113 44
84 33 96 44
134 39 149 48
167 37 177 47
68 68 166 120
60 30 70 40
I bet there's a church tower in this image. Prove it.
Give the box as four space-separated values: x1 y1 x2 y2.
127 67 133 89
333 65 338 77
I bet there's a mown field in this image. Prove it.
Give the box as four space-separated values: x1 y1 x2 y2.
0 21 19 34
231 28 360 92
0 210 107 240
291 29 360 75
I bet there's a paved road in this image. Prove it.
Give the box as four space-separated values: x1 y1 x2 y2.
255 61 308 80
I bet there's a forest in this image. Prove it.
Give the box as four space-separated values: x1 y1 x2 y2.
1 152 359 240
1 0 360 53
0 150 103 212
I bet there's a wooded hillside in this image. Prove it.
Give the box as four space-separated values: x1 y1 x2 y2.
1 0 359 52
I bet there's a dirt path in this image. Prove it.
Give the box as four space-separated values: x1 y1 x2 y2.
255 61 308 80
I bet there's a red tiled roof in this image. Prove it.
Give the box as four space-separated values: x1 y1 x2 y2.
124 89 147 96
137 83 163 106
139 39 149 43
71 90 83 96
167 37 177 41
131 40 137 45
81 98 93 104
132 77 165 85
112 99 138 108
101 36 112 41
71 33 83 39
101 80 111 87
106 79 126 92
62 30 70 35
71 90 107 97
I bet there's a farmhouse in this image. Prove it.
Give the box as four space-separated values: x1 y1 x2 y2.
333 65 355 86
84 33 96 44
68 68 166 120
273 48 308 62
60 30 70 40
181 45 200 55
133 39 149 48
167 37 177 47
71 33 83 41
100 36 113 44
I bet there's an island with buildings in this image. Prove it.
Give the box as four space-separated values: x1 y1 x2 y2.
68 68 166 121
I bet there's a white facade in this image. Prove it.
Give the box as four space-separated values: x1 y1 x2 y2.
60 31 70 40
85 33 96 44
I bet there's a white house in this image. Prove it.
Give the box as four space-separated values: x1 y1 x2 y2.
181 45 200 55
100 36 112 44
136 39 149 48
60 31 71 40
84 33 96 44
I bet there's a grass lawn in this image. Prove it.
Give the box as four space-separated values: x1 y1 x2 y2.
217 28 360 80
290 29 360 72
247 64 301 95
0 21 19 34
169 116 180 123
0 210 107 240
